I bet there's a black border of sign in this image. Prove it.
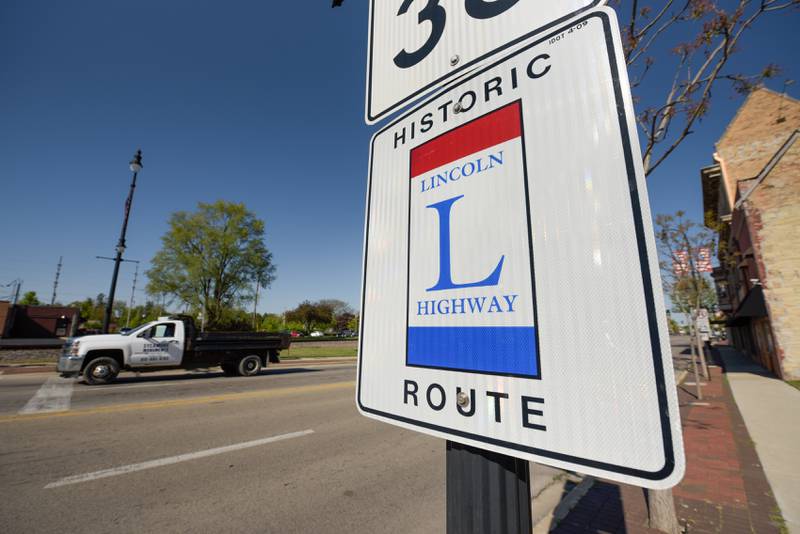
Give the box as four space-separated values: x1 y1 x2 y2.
358 10 676 482
366 0 606 124
404 100 542 380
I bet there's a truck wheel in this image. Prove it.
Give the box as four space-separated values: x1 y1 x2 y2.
220 362 237 376
237 355 262 377
83 357 120 385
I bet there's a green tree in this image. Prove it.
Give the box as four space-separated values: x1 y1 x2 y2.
213 307 254 331
317 299 354 332
260 313 284 332
285 301 331 333
146 200 276 329
19 291 41 305
653 209 719 532
670 276 717 316
347 313 359 333
667 316 681 335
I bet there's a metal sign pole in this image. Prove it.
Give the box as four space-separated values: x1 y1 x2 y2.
446 441 532 534
689 317 703 401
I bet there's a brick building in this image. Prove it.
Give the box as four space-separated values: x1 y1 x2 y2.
0 302 79 339
0 301 11 337
701 88 800 379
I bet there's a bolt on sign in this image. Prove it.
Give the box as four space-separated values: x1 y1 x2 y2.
357 8 685 489
365 0 606 124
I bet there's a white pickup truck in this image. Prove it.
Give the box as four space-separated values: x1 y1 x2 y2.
58 315 290 385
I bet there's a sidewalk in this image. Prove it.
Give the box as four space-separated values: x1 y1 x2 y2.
717 345 800 534
550 349 787 533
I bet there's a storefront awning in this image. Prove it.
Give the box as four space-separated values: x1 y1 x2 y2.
727 286 768 326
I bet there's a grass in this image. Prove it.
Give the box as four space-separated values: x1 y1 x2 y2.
280 346 357 359
787 380 800 392
769 505 788 534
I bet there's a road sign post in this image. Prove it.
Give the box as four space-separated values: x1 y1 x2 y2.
359 5 685 530
446 440 531 534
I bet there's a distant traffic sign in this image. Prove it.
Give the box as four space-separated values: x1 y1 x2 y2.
358 8 685 489
696 309 711 341
365 0 605 124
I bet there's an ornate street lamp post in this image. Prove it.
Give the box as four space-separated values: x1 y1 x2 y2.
102 150 143 334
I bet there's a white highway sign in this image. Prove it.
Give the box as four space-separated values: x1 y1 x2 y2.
365 0 605 124
357 7 685 489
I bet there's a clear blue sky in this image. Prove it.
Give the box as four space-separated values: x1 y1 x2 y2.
1 1 798 314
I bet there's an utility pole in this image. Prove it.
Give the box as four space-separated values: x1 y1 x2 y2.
50 256 63 306
126 263 139 328
12 279 21 305
97 255 140 328
682 232 710 380
252 282 260 330
103 149 143 334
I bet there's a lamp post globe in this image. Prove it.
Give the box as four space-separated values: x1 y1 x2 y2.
129 150 143 173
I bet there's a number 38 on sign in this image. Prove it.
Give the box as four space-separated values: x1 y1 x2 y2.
365 0 604 123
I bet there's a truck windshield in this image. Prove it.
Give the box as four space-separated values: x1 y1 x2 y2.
121 323 153 336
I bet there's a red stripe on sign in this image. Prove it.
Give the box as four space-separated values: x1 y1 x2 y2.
410 101 521 178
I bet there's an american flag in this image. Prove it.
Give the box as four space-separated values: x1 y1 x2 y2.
673 249 689 277
696 247 713 273
672 247 713 276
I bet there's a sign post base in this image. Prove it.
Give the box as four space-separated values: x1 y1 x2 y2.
446 441 532 534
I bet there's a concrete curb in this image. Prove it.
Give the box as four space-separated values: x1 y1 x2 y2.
0 365 56 375
533 475 595 533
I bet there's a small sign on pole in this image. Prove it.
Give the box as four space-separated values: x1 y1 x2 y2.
696 309 711 342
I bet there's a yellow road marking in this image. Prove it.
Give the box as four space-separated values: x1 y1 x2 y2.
0 381 355 424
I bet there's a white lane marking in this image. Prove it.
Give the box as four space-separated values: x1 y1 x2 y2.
45 429 314 489
18 376 74 414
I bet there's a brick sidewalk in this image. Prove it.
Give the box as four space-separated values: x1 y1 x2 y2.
551 360 785 533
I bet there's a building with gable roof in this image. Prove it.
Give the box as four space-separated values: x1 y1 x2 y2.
701 87 800 379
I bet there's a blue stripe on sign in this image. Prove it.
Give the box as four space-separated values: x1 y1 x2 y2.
407 326 538 376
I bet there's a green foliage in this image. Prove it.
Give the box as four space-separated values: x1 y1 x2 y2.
283 299 355 333
67 297 169 331
318 299 355 331
213 307 255 331
260 313 284 332
146 200 276 329
19 291 41 305
285 300 332 333
671 276 716 315
667 317 680 335
347 313 359 332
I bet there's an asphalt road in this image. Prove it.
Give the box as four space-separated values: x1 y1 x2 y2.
0 362 446 534
0 336 694 533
